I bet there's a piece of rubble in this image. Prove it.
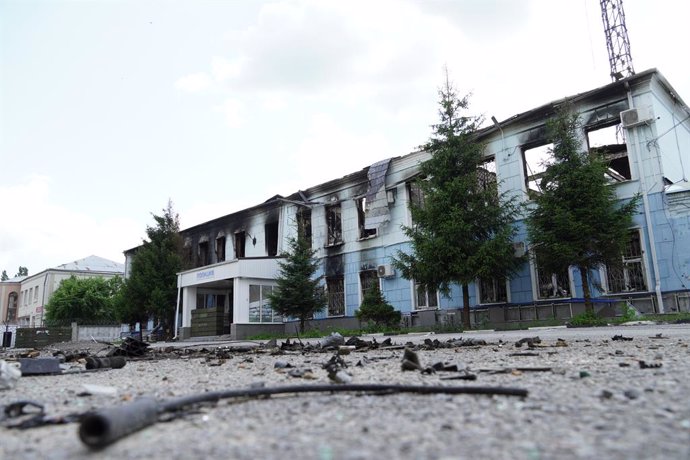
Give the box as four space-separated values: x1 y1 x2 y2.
639 360 662 369
320 332 345 349
612 335 633 341
0 360 22 390
401 348 423 371
515 337 541 348
19 358 61 375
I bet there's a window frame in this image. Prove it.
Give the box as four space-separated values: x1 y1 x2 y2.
477 277 508 305
532 257 572 300
359 270 379 305
326 276 345 317
522 142 555 197
325 203 343 247
414 281 439 310
356 197 377 240
602 229 648 294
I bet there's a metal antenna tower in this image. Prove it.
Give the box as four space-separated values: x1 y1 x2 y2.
600 0 635 81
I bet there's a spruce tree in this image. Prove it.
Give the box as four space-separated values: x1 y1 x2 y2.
268 234 326 333
356 284 401 329
394 75 522 328
116 200 185 335
526 109 639 312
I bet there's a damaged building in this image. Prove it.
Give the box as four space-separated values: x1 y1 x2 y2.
125 68 690 339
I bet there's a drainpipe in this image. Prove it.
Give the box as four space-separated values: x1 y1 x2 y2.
625 82 665 313
173 274 182 340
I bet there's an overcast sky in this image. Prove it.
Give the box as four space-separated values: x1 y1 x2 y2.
1 0 688 276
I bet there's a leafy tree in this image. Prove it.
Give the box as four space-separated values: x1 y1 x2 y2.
267 235 326 333
394 76 522 328
356 284 401 329
1 270 8 281
15 266 28 277
526 109 639 312
44 275 123 324
116 200 185 335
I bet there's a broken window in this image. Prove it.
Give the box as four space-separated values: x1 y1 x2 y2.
523 143 554 196
6 292 18 322
296 208 312 248
326 204 342 246
249 284 281 323
478 156 498 192
198 240 210 266
534 259 571 299
216 236 226 263
587 123 631 182
327 276 345 316
183 239 193 267
605 230 647 293
479 277 507 304
234 231 246 259
357 197 377 239
265 221 279 257
359 270 379 304
415 282 438 310
407 181 426 210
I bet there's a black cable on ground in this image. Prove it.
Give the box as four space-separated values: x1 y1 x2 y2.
79 383 528 449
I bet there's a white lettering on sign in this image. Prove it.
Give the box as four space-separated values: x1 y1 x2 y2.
196 270 215 280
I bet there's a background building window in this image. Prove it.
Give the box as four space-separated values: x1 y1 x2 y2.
479 277 507 304
535 260 571 299
327 276 345 316
359 270 378 304
357 197 377 239
297 208 312 248
249 284 281 323
415 282 438 309
216 236 226 263
606 230 647 293
326 204 342 246
523 143 554 196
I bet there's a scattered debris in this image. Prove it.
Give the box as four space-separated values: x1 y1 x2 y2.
515 337 541 348
555 339 568 347
109 337 150 357
79 384 118 397
509 352 540 357
612 335 633 341
401 348 423 371
639 360 662 369
579 371 591 378
649 334 668 340
600 390 614 399
624 389 641 400
274 360 293 369
0 360 22 389
19 358 61 375
85 357 127 370
320 332 345 349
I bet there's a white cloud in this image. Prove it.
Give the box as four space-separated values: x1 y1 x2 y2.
211 56 244 82
291 113 397 186
0 176 142 274
214 98 244 128
174 72 212 93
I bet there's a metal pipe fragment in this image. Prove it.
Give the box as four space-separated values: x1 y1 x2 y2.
79 397 159 449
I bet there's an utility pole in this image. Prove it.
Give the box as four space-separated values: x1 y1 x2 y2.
599 0 635 81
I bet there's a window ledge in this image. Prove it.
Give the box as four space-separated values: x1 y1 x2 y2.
357 234 378 242
324 242 344 249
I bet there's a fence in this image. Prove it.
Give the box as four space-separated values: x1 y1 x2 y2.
9 323 127 349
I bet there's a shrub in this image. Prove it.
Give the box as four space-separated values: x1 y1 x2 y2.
356 285 401 328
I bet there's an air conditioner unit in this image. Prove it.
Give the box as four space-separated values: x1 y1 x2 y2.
513 241 526 258
377 264 395 278
620 107 653 128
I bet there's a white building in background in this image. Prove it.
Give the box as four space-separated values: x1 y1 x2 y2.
12 255 124 327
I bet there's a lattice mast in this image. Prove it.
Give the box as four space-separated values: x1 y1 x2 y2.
600 0 635 81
